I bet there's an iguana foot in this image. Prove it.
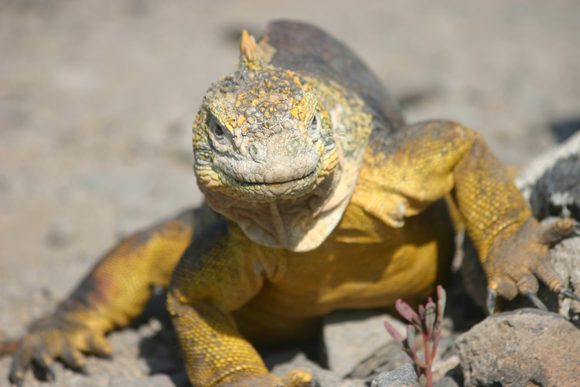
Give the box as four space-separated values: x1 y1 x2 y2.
485 218 579 314
8 314 111 386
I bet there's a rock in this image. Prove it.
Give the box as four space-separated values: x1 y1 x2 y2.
271 353 366 387
456 308 580 387
555 239 580 318
515 131 580 201
431 354 461 384
348 340 412 379
322 310 406 377
370 364 419 387
530 154 580 220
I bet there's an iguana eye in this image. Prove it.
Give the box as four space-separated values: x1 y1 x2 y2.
308 112 321 141
209 117 225 139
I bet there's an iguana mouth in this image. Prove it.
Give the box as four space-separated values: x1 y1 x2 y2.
215 162 321 200
224 166 318 187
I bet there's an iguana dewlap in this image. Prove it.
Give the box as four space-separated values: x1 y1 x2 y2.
6 20 579 387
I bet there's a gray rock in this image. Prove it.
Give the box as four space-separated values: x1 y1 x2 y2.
323 310 406 377
348 340 412 379
546 234 580 324
271 353 366 387
371 364 419 387
456 308 580 387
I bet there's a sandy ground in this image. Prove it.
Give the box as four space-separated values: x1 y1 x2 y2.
1 0 580 385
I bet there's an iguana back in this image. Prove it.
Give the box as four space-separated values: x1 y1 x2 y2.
262 20 405 135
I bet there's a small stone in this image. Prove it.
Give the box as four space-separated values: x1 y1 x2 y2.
271 353 366 387
456 308 580 387
45 218 76 248
371 364 419 387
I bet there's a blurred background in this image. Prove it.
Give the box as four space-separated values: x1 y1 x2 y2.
1 0 579 384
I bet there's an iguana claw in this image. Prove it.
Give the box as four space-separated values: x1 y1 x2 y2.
486 289 497 315
561 288 580 302
525 292 548 311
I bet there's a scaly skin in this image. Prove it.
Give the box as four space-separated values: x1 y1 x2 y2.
6 20 578 387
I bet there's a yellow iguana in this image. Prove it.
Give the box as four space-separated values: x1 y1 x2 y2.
5 20 579 387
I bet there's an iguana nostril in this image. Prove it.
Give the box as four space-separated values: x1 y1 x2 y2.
249 142 266 163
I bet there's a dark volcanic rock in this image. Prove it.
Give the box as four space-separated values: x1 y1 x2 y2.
456 309 580 387
530 154 580 220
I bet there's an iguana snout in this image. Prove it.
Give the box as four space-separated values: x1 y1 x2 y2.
216 130 320 185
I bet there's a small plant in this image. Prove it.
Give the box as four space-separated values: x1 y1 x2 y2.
383 285 447 387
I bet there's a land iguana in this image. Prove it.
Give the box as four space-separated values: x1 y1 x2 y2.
4 20 580 387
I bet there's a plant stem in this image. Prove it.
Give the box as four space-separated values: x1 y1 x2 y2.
422 331 433 387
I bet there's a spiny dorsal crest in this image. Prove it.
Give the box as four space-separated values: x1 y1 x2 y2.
239 30 274 71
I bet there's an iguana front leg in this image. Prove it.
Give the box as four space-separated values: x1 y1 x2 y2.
362 120 579 311
8 207 200 385
168 223 313 387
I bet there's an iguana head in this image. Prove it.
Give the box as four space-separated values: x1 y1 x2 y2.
193 31 339 204
191 30 369 251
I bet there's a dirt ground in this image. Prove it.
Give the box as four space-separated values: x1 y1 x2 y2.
1 1 580 385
